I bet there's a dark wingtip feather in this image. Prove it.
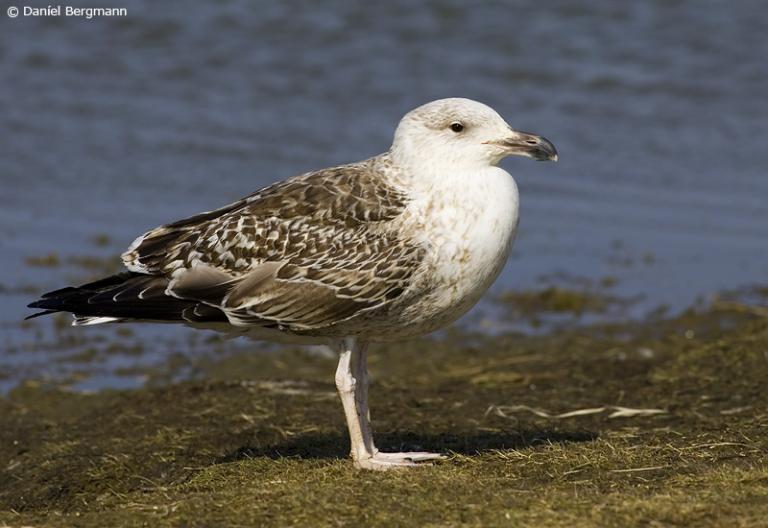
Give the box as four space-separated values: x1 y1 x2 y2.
27 298 54 309
23 272 227 325
39 286 80 299
24 310 58 320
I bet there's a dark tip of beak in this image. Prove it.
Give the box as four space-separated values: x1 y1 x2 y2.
493 132 558 162
516 133 557 162
533 136 558 162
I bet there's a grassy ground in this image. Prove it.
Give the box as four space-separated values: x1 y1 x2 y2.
1 294 767 527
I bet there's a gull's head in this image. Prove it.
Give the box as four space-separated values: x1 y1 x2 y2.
391 98 557 170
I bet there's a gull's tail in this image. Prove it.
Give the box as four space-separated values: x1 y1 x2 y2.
26 272 227 326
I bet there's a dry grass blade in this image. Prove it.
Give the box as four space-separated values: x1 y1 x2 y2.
488 405 666 420
609 465 667 473
607 406 667 419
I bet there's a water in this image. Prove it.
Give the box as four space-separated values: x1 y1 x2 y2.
1 0 766 389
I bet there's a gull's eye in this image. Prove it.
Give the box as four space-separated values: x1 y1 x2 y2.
449 122 464 133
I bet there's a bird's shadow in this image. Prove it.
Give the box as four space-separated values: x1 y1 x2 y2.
217 429 598 463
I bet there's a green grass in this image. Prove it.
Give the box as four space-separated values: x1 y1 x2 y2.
1 300 767 527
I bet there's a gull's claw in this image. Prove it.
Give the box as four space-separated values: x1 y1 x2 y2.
373 451 445 462
355 451 446 471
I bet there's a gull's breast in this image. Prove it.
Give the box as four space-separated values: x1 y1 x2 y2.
393 167 520 335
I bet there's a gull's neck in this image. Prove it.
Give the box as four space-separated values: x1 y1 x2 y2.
384 146 496 193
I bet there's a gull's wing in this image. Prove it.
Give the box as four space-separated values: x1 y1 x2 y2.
115 158 422 331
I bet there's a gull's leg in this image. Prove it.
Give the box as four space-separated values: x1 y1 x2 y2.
334 338 444 470
335 338 375 462
351 339 376 457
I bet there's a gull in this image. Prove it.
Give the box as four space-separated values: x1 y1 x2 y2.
27 98 557 470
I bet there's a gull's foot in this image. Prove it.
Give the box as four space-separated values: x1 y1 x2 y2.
355 452 445 471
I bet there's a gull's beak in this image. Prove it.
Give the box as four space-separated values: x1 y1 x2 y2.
486 130 558 162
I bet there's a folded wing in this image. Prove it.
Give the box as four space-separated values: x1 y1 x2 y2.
30 159 423 334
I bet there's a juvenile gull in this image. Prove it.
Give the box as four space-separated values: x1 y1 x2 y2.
27 98 557 470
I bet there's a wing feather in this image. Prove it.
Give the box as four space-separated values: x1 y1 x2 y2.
115 157 423 333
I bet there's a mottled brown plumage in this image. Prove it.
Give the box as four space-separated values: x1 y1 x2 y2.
118 156 422 333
